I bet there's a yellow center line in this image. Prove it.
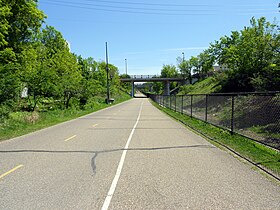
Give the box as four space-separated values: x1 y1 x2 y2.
0 164 24 180
92 124 98 128
64 135 77 142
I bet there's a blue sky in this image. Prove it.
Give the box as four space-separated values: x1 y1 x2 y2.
38 0 279 75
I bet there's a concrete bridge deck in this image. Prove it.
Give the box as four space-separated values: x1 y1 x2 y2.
120 75 185 96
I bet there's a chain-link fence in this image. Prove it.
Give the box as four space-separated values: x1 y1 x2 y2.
150 92 280 150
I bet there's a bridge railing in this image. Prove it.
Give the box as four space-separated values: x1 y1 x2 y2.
129 75 161 79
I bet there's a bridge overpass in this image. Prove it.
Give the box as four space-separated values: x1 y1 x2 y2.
120 75 185 96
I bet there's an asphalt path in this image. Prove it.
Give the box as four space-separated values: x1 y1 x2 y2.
0 98 279 209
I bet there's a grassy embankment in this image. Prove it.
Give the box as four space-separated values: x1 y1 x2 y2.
155 77 280 179
179 77 280 148
178 77 221 95
0 93 131 141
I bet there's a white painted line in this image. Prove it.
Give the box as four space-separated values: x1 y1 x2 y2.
101 101 144 210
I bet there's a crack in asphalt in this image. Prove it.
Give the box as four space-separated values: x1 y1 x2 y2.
0 145 215 176
91 152 98 175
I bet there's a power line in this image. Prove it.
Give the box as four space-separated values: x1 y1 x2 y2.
42 2 216 16
79 0 274 8
42 0 277 16
51 0 214 8
46 0 215 12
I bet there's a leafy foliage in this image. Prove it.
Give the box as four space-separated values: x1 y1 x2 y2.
1 0 45 52
160 64 178 78
0 0 126 117
209 17 280 92
176 17 279 93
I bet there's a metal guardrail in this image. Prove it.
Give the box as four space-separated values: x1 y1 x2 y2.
150 92 280 151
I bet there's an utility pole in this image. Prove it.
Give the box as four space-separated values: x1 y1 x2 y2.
182 51 189 84
125 58 128 75
105 42 110 104
182 52 185 77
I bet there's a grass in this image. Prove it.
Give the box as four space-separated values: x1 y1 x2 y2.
250 125 280 140
0 93 131 141
178 77 221 95
151 100 280 180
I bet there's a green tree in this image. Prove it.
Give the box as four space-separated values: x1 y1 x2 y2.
0 0 46 110
0 48 20 105
54 50 82 109
18 25 82 110
40 26 68 57
160 64 179 91
177 56 192 84
97 61 120 96
119 74 132 93
189 56 200 80
197 50 215 79
1 0 45 52
209 31 240 67
161 64 178 78
19 43 56 111
77 56 105 105
152 82 164 94
0 0 11 49
209 17 279 92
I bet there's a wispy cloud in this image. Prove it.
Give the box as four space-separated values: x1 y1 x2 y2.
123 51 147 55
120 47 207 56
160 47 207 52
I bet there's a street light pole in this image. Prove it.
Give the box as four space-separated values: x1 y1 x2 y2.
105 42 110 104
182 52 187 84
125 58 127 75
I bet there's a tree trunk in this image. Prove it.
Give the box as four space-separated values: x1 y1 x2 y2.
32 93 38 112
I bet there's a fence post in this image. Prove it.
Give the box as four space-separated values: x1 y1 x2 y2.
181 95 183 114
170 95 172 109
175 95 177 112
231 95 235 134
205 95 208 122
191 95 193 118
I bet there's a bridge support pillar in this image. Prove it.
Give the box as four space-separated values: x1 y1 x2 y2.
164 80 170 95
131 81 135 97
149 84 153 92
